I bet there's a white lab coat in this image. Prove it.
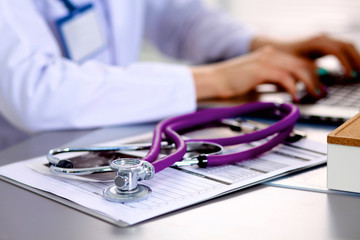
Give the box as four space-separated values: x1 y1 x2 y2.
0 0 253 150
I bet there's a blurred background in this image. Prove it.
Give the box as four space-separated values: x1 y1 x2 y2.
141 0 360 62
206 0 360 38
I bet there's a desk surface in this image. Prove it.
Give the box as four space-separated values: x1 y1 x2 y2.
1 123 360 240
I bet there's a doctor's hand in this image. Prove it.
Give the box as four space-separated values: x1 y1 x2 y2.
191 46 322 101
251 34 360 78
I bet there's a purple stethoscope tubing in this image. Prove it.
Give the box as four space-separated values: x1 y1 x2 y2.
144 101 300 173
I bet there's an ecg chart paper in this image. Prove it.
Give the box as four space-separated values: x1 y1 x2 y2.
0 127 327 226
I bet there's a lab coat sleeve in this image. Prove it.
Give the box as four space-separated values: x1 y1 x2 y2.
0 1 196 133
145 0 255 63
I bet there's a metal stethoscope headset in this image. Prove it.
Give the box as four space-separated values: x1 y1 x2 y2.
47 102 300 203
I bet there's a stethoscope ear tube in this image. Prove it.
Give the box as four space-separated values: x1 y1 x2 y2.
144 102 300 172
195 103 300 166
47 141 224 174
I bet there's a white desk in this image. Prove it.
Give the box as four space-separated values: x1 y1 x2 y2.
1 123 359 240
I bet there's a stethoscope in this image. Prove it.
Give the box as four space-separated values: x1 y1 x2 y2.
47 102 300 203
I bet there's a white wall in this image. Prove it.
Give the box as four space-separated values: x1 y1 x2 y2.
141 0 360 61
206 0 360 38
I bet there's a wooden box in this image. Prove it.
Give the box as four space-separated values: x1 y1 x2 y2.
328 113 360 193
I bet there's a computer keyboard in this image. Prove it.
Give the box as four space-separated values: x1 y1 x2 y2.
317 83 360 108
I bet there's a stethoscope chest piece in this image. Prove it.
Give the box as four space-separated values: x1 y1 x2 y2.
103 184 152 203
103 158 154 203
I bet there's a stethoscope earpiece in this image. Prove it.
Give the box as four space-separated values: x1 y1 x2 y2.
56 159 73 168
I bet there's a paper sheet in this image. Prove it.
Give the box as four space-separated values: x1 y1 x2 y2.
0 129 327 226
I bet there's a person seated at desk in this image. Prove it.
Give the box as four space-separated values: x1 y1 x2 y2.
0 0 359 151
